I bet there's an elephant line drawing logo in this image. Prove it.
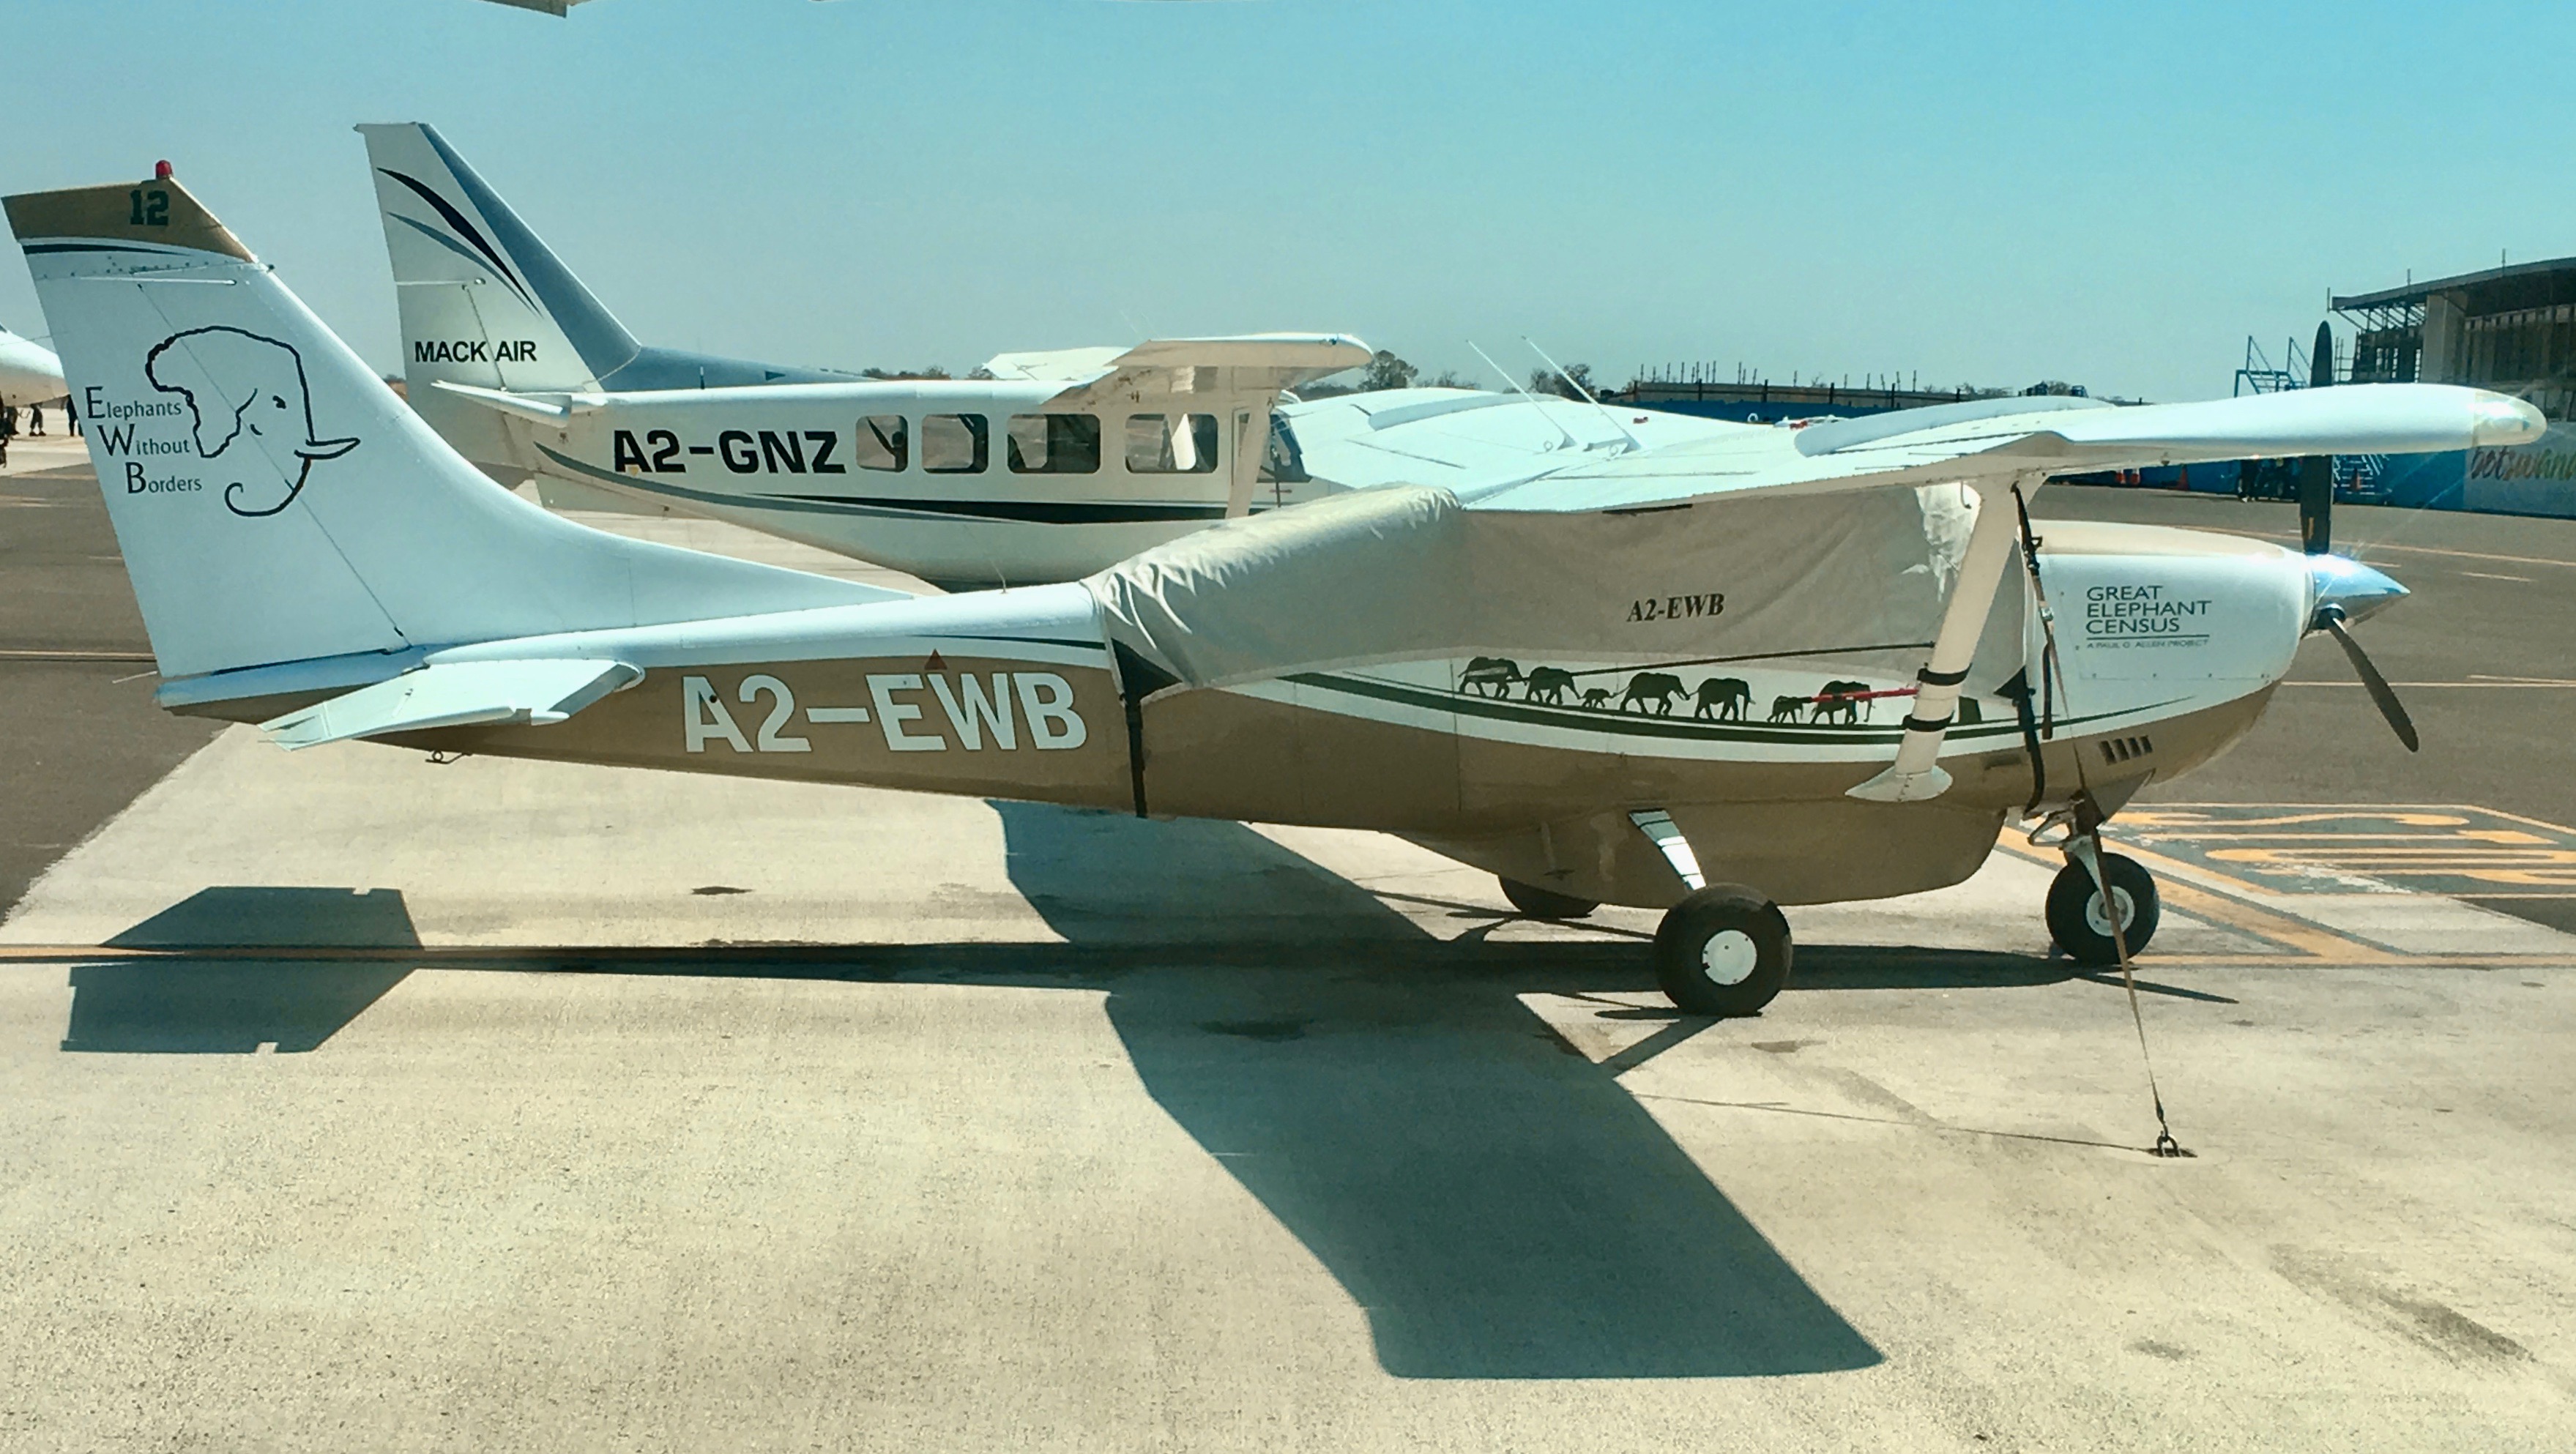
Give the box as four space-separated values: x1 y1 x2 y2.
143 327 360 518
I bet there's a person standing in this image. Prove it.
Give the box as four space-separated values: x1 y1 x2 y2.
0 403 15 467
25 400 40 435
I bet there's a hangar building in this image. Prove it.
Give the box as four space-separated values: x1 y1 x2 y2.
2328 258 2576 515
2339 256 2576 421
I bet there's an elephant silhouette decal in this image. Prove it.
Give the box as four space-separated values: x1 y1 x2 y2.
1691 676 1751 721
1522 666 1577 704
1443 662 1908 730
144 327 360 518
1621 672 1687 715
1460 656 1523 697
1812 679 1873 725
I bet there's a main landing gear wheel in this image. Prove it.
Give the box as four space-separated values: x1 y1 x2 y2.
1653 884 1792 1017
2047 853 2162 965
1500 876 1598 920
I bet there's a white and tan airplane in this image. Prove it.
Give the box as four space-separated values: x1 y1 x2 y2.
15 171 2536 1017
358 122 1366 588
0 324 65 408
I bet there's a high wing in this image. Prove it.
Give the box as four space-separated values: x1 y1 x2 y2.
983 334 1371 409
1281 387 1736 493
1286 384 2545 513
1453 385 2545 512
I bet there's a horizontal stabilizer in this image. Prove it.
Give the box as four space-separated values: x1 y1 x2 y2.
429 378 600 424
261 657 640 750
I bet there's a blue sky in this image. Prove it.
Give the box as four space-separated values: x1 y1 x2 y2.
5 0 2571 400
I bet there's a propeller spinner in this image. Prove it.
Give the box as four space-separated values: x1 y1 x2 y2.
2305 555 2417 752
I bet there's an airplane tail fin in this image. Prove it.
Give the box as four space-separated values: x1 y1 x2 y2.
6 173 887 687
356 123 848 480
357 121 637 396
357 122 639 475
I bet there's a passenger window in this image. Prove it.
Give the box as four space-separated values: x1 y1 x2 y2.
1006 414 1102 474
855 415 907 471
921 414 988 474
1125 412 1221 474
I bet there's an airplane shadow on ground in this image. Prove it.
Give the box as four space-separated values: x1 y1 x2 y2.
60 887 417 1054
993 802 1883 1381
48 816 2150 1377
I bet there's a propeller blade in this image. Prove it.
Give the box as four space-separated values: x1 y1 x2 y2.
2298 318 2339 554
2317 608 2419 752
2296 454 2332 554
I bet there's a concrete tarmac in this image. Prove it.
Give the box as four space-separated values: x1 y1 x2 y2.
0 441 223 911
4 463 2576 1450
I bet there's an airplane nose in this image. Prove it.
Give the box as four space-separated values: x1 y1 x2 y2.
2307 553 2408 629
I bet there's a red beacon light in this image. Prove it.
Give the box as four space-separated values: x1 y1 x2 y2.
154 160 173 180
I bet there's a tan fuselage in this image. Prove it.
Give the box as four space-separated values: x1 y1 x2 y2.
184 652 2273 913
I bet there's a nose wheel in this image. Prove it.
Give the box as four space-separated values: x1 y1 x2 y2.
1653 884 1793 1016
2046 852 2161 964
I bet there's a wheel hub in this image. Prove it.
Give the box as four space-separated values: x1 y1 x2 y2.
2085 886 2137 937
1700 928 1760 986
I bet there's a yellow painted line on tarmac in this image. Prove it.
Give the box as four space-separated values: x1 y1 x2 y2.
2208 849 2576 880
2118 805 2576 892
1995 832 2394 963
2446 802 2576 837
2123 808 2468 830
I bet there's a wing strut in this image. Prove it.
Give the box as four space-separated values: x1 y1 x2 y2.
1845 477 2031 802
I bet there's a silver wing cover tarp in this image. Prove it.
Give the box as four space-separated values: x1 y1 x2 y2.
1083 482 1984 690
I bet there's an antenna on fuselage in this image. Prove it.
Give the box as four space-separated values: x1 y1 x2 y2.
1525 336 1643 454
1467 340 1582 451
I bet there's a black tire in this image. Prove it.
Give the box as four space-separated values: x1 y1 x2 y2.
1653 884 1793 1017
1500 876 1598 920
2046 853 2162 965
